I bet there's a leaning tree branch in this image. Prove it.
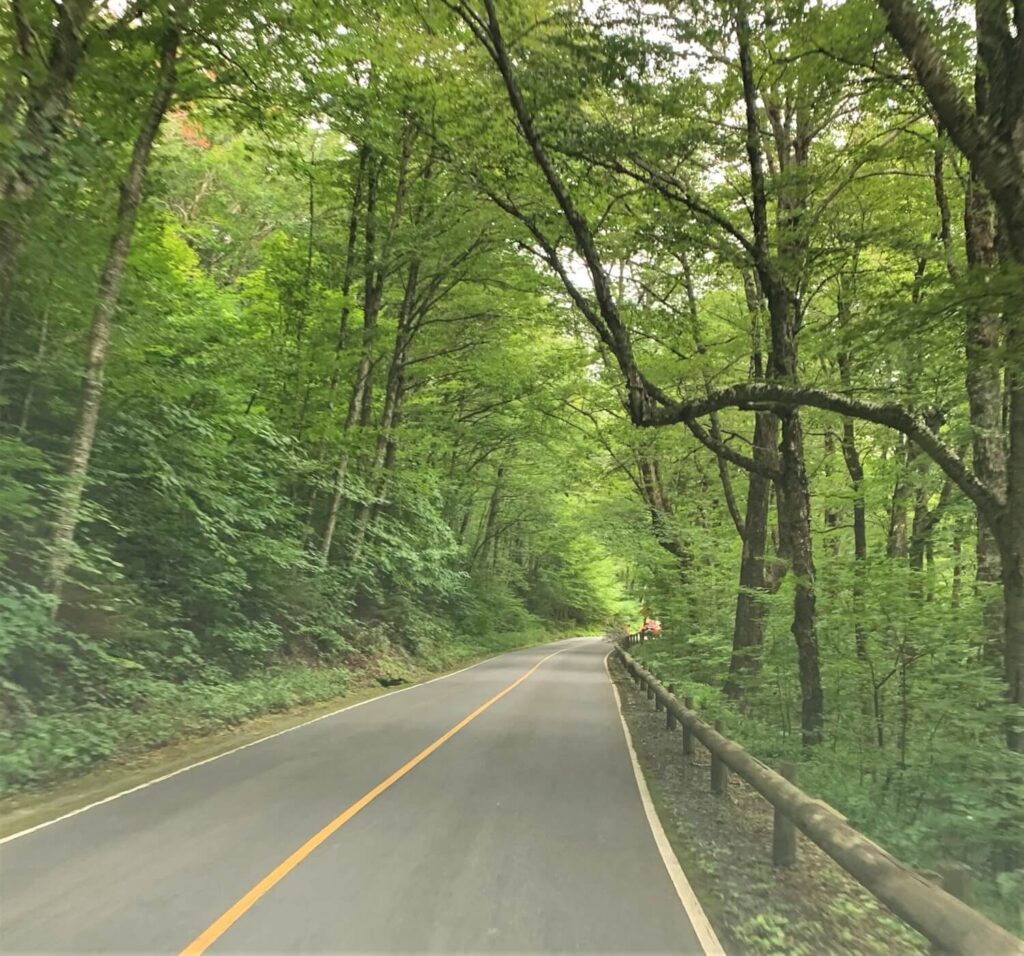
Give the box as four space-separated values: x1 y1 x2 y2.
682 415 781 482
645 382 1003 532
453 0 655 424
875 0 1024 215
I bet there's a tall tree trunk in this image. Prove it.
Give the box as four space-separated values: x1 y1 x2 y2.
47 22 180 604
326 147 367 396
637 454 692 576
735 4 823 744
843 419 868 659
952 517 965 607
320 150 383 565
964 174 1006 663
876 0 1024 753
909 487 929 591
822 428 840 555
355 132 413 435
681 252 743 537
725 410 777 700
348 261 419 565
887 440 911 559
457 507 472 546
998 354 1024 752
837 294 877 742
777 406 824 745
473 468 503 570
319 133 417 563
837 346 868 663
304 148 367 538
725 269 783 700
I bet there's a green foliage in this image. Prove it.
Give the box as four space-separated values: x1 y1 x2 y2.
0 50 628 797
1 0 1020 939
734 911 801 956
0 661 353 791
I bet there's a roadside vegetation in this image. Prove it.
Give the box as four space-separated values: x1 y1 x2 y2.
1 0 1022 939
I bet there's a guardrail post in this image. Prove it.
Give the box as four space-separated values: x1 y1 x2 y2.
646 677 655 702
772 761 797 867
936 863 973 905
923 864 974 956
666 684 676 730
682 697 695 756
710 720 728 795
613 648 1024 956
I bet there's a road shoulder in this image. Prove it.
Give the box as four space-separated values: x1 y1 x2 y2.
607 653 929 956
605 650 726 956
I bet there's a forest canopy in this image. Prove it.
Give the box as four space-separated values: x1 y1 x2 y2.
1 0 1023 934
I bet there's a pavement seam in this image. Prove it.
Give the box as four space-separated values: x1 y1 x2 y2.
604 649 727 956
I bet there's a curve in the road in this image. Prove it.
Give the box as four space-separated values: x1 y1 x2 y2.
179 645 575 955
1 637 722 955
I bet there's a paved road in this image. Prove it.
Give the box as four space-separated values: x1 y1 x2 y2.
0 638 710 954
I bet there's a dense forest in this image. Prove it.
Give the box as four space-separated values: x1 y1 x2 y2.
1 0 1022 935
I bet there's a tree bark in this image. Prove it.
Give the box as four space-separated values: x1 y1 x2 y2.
777 408 824 745
887 442 911 559
837 344 868 664
348 260 419 565
874 0 1024 262
473 467 503 570
725 410 778 699
47 21 181 604
320 150 383 565
822 428 840 556
305 149 367 538
877 0 1022 745
682 252 743 537
737 6 823 745
964 173 1006 662
999 353 1024 751
636 453 692 576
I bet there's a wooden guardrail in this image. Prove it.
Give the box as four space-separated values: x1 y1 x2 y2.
614 642 1024 956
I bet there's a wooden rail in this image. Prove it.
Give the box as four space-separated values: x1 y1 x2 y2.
614 641 1024 956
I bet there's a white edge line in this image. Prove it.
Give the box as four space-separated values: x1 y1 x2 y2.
604 650 727 956
1 643 566 846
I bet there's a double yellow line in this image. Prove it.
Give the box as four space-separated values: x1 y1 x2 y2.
179 646 570 955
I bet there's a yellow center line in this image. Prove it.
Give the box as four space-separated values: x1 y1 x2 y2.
178 645 572 956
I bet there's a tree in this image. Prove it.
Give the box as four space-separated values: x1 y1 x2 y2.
48 12 185 602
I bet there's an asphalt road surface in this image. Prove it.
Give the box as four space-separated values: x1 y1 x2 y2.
0 637 714 954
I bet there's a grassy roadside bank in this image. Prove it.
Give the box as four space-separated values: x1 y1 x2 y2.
0 627 560 838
